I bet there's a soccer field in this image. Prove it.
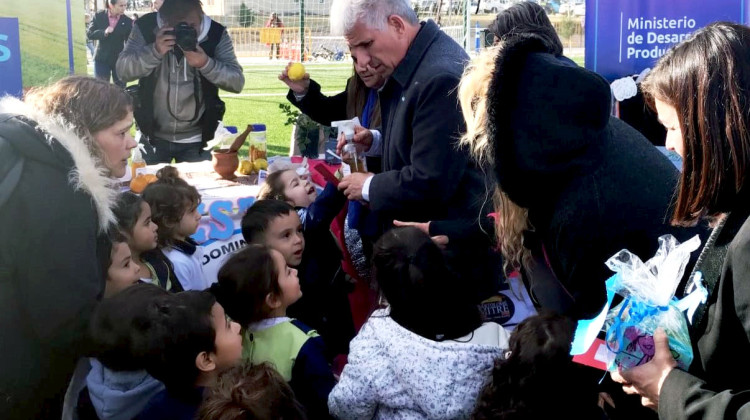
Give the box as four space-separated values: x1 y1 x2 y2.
221 61 352 157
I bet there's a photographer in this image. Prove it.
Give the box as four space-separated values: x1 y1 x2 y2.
116 0 244 163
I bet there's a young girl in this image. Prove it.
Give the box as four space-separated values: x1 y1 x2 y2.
328 227 511 420
112 192 183 292
103 229 142 298
258 169 354 358
472 313 603 420
142 166 207 291
210 244 336 420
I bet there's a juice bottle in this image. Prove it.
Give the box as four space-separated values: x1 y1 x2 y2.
342 142 367 173
249 124 267 163
131 141 146 179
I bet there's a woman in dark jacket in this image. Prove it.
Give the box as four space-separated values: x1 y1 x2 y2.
87 0 133 87
459 35 705 320
611 22 750 419
0 76 137 419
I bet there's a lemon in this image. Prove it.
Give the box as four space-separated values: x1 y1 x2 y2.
254 158 268 172
287 63 306 81
238 159 254 175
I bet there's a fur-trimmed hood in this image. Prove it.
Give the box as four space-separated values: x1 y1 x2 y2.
487 35 612 210
0 96 117 230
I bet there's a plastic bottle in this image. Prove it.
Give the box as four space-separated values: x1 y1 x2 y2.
131 134 146 179
332 119 367 173
249 124 267 163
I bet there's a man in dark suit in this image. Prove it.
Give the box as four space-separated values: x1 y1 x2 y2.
334 0 494 300
335 0 484 228
87 0 133 87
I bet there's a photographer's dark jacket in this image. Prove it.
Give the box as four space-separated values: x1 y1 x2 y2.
87 10 133 66
116 12 244 144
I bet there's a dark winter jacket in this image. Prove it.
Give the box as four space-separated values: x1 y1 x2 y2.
659 203 750 420
369 20 485 224
87 10 133 66
486 35 705 319
291 182 355 357
135 386 204 420
0 97 117 419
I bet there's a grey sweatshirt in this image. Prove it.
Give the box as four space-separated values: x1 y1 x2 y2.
116 14 244 142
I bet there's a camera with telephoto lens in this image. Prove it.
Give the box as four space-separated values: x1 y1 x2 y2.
173 22 198 52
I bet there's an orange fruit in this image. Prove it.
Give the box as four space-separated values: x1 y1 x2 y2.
130 173 158 193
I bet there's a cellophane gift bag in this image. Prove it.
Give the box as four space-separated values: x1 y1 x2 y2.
603 234 701 372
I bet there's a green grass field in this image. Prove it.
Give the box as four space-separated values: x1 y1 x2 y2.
221 62 351 157
99 57 586 158
1 1 87 88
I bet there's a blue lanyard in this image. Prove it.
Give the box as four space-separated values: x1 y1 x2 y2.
360 89 378 129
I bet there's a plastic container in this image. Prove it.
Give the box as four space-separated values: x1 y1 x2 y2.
342 142 367 173
249 123 267 163
131 135 147 179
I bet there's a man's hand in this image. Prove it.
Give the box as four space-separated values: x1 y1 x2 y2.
184 45 209 68
336 125 372 155
155 26 176 56
610 328 677 411
105 26 114 36
339 172 373 202
393 220 449 249
279 62 311 94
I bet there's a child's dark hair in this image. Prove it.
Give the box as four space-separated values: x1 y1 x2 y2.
90 283 171 371
198 362 307 420
113 192 144 238
143 290 217 394
472 312 598 420
241 199 296 244
257 170 291 202
210 244 280 326
372 226 483 341
142 166 201 248
106 228 129 268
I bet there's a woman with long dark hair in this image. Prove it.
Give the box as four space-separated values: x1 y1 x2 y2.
611 22 750 419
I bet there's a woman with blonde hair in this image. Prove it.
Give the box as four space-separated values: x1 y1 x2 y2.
458 35 703 320
0 76 137 419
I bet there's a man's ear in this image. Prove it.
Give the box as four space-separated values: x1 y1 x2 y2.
265 292 282 310
388 15 407 35
195 350 216 373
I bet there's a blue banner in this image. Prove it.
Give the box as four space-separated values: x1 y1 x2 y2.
0 17 23 97
585 0 745 81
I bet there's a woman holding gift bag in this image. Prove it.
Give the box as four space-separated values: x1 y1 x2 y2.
610 22 750 419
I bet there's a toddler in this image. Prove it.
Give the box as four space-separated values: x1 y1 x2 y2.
210 244 336 419
112 192 182 291
136 290 243 420
142 166 207 290
253 169 355 356
329 226 511 420
472 312 603 420
198 362 307 420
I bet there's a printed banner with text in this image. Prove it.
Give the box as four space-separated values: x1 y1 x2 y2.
585 0 745 80
0 17 22 97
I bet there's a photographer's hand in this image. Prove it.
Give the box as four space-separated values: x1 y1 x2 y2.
155 26 176 56
184 45 209 68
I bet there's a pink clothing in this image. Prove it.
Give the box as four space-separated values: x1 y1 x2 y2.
107 11 119 29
